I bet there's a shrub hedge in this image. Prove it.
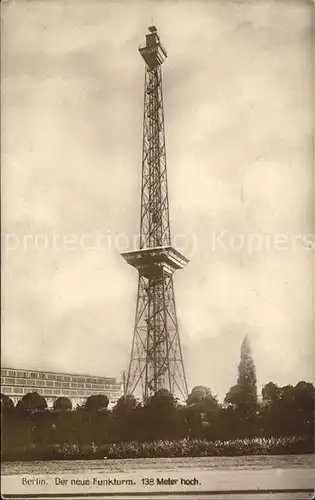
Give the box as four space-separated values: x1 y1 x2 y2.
3 436 313 462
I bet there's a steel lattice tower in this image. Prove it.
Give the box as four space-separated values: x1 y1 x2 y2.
121 27 188 402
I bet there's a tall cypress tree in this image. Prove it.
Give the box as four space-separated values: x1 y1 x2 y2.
237 335 258 416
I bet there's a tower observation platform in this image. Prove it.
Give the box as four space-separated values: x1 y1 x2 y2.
122 246 188 279
121 27 189 402
138 25 167 69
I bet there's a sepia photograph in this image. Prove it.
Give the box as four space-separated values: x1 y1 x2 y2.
1 0 314 498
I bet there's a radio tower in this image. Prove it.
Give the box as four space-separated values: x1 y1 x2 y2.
121 26 188 402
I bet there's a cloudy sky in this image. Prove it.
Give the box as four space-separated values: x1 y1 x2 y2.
2 0 314 401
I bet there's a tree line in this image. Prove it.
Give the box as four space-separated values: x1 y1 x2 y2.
1 336 314 456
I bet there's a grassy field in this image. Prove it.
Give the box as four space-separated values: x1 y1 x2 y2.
2 453 314 475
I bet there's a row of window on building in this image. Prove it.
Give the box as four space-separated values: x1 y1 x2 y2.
1 377 120 391
1 369 116 385
2 386 122 398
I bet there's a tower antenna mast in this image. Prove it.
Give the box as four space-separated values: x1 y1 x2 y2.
121 27 188 402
